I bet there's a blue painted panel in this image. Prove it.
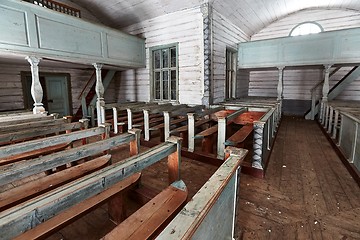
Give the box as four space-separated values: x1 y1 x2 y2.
37 17 102 57
107 33 144 64
238 27 360 68
0 6 28 46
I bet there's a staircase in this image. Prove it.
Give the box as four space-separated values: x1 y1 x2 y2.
305 66 360 120
73 70 116 121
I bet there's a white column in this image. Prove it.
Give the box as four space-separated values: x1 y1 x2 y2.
276 66 284 101
93 63 105 126
26 56 45 114
321 64 331 124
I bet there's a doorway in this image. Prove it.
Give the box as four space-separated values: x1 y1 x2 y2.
22 73 72 117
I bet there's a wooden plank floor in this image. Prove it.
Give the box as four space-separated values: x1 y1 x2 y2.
236 116 360 239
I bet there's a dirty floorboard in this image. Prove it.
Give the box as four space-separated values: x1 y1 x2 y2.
236 116 360 239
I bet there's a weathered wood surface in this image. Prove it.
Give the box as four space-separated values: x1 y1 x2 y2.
158 147 248 239
15 173 141 240
103 181 188 240
0 155 111 210
0 139 179 239
0 132 135 186
225 125 254 147
0 1 145 68
0 126 105 160
237 117 360 239
0 121 85 146
0 114 55 127
0 118 71 134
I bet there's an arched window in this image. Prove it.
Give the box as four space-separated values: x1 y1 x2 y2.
289 22 323 36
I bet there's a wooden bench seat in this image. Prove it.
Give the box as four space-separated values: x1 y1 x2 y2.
0 155 111 211
225 124 254 148
14 173 141 240
195 124 218 153
0 142 71 166
103 180 188 240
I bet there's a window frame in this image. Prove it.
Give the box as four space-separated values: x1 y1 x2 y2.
225 47 237 99
289 21 324 37
149 43 179 103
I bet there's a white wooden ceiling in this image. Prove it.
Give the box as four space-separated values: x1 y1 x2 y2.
72 0 360 36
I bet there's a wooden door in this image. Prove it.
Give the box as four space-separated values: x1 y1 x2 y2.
45 76 70 117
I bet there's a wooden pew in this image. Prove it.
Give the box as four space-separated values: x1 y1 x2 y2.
194 108 247 158
102 180 187 240
0 113 57 127
0 136 182 239
0 122 108 166
224 111 266 148
0 118 87 147
158 147 248 239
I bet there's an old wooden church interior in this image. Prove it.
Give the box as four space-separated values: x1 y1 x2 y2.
1 0 360 239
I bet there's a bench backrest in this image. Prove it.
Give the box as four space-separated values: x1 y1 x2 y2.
157 147 247 240
0 136 182 239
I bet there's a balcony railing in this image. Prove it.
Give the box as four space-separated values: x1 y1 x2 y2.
26 0 81 18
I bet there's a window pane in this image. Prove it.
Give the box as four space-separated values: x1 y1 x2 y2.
162 49 169 68
162 70 169 100
170 70 176 100
154 71 160 100
154 50 161 69
170 48 176 67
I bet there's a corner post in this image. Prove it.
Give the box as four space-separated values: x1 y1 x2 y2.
276 66 284 118
128 128 141 157
143 109 150 141
164 111 171 141
167 136 182 184
321 64 332 124
26 56 45 114
93 63 105 126
252 121 265 170
217 117 226 159
187 113 196 152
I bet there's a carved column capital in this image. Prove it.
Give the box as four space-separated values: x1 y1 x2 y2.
26 56 41 66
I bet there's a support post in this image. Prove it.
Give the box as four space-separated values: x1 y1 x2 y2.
188 113 195 152
321 64 332 125
332 109 339 139
143 109 150 141
26 56 45 114
276 66 284 101
93 63 105 126
127 108 133 130
217 117 226 159
128 129 141 157
328 106 334 133
252 121 265 170
167 136 182 184
164 111 171 141
113 107 118 134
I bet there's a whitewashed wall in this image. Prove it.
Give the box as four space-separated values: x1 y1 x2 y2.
212 9 250 103
0 63 93 113
249 9 360 105
115 7 204 105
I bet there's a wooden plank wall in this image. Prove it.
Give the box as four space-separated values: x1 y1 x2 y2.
212 9 250 103
247 9 360 113
237 70 250 98
113 7 204 105
252 9 360 41
0 63 93 113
